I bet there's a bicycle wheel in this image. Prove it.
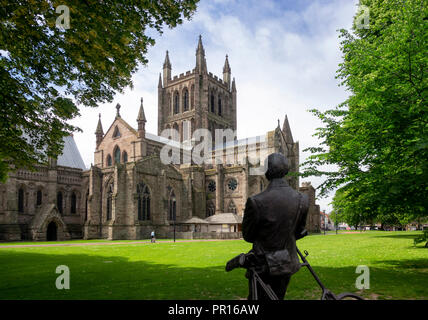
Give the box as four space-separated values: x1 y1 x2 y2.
336 292 364 300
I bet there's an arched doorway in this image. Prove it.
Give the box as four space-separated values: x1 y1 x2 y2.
46 221 57 241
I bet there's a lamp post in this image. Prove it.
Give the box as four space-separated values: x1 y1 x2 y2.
324 213 326 235
336 210 338 235
173 219 176 243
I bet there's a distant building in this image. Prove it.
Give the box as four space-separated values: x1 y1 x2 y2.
320 210 334 231
0 36 321 241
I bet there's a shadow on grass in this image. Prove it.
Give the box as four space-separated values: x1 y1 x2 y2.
372 258 428 269
373 233 422 240
0 250 426 300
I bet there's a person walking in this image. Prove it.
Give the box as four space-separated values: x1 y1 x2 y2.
151 230 156 243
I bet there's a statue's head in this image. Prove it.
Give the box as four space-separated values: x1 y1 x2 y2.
264 153 289 181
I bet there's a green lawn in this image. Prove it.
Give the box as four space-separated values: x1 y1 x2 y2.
0 231 426 300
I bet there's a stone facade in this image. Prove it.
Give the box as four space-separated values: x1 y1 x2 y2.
0 151 88 241
0 36 321 241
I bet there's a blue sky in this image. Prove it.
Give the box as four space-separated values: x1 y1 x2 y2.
71 0 360 212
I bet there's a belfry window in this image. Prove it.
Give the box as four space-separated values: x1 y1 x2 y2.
210 93 215 113
137 182 151 221
183 88 189 111
174 92 179 114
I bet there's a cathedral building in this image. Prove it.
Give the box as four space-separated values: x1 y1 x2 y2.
0 36 320 241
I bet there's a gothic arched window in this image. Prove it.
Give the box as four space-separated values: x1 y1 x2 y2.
123 151 128 163
113 126 121 138
183 88 189 111
210 92 215 113
190 85 195 109
18 187 24 213
36 189 42 206
114 146 121 164
106 183 113 220
85 190 89 221
167 93 172 115
218 95 222 116
57 191 63 214
174 91 179 114
168 189 176 221
137 182 151 221
71 192 77 214
228 201 237 214
107 154 112 166
206 201 215 217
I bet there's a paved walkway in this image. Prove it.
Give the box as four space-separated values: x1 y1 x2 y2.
0 238 239 249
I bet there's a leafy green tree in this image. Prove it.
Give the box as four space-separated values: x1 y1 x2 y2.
0 0 199 182
302 0 427 225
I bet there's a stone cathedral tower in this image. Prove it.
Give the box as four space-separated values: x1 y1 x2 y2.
157 36 237 145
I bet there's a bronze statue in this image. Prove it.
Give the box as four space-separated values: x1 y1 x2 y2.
227 153 309 300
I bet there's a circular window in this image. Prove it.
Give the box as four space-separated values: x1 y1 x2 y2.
227 178 238 191
208 180 216 192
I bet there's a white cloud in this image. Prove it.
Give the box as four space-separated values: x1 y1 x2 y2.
72 0 359 212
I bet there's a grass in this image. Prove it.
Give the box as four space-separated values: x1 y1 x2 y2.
0 231 426 300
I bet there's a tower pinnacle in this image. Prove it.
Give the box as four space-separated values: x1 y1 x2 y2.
195 35 207 73
163 50 171 69
95 113 104 147
223 54 231 87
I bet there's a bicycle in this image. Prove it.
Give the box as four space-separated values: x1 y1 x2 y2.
226 236 364 300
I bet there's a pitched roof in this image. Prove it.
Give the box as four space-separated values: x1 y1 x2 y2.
205 213 243 224
57 135 87 170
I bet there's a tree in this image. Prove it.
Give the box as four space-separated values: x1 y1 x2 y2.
301 0 427 224
0 0 199 182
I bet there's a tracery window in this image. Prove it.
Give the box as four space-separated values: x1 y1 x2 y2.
106 183 113 220
36 189 42 206
227 178 238 191
168 189 176 221
114 146 121 164
183 88 189 111
18 187 24 213
57 191 63 214
228 201 237 214
207 180 216 192
174 91 180 114
206 201 215 217
71 192 77 214
137 182 151 221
